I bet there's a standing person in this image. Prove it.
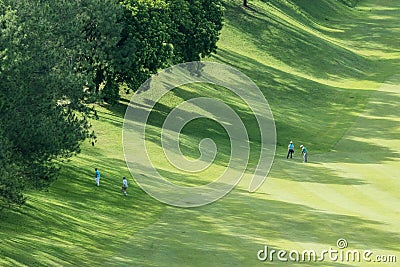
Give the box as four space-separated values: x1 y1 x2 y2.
122 177 128 196
287 141 294 159
300 145 308 163
94 168 101 186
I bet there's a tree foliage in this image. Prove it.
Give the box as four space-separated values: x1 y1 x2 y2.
168 0 223 63
0 0 223 208
103 0 224 101
0 0 110 208
112 0 174 94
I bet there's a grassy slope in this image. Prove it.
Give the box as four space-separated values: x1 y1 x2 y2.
0 0 399 266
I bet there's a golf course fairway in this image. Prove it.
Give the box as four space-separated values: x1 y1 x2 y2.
0 0 399 266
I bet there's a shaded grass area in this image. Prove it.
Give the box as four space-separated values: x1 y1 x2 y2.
214 0 399 156
1 0 400 266
212 48 371 154
0 105 164 266
106 191 400 266
137 68 376 189
110 0 400 265
143 83 262 186
222 0 378 81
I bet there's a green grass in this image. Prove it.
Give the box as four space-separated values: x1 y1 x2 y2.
1 0 399 266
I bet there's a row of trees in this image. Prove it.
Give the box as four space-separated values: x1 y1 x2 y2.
0 0 223 208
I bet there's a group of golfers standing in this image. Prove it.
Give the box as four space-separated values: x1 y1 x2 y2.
287 141 308 163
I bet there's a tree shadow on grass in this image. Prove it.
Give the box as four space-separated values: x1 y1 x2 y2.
213 48 372 150
96 112 124 129
100 101 129 119
108 189 400 266
216 191 400 251
212 48 400 165
271 158 367 185
336 3 400 56
222 0 378 82
326 79 400 164
0 155 164 266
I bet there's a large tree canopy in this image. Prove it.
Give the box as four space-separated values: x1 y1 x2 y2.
102 0 224 102
168 0 223 63
0 0 223 208
0 0 103 208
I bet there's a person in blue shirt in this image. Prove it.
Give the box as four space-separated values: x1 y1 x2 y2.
94 168 101 186
300 145 308 163
287 141 294 159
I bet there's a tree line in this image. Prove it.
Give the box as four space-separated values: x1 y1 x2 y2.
0 0 223 209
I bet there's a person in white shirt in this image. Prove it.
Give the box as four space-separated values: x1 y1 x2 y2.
300 145 308 163
122 177 128 196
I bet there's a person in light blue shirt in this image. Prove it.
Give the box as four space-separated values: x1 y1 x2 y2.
287 140 294 159
94 168 101 186
300 145 308 163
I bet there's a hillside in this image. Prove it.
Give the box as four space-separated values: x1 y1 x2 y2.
0 0 399 266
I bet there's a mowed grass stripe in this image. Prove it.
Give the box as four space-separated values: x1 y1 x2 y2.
1 0 399 266
331 162 400 201
257 170 341 213
214 30 378 91
261 169 391 224
104 1 400 265
296 82 399 225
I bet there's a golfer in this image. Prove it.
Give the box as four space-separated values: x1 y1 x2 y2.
287 141 294 159
122 177 128 196
300 145 308 163
94 168 101 186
